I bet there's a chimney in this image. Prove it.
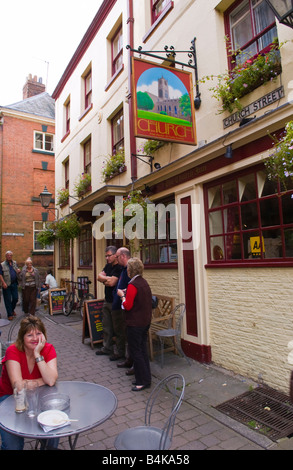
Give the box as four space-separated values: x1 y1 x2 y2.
23 74 46 99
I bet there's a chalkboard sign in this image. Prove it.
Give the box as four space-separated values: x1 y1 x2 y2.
49 288 67 315
82 299 103 349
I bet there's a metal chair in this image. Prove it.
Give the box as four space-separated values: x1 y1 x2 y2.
156 303 191 368
114 374 185 450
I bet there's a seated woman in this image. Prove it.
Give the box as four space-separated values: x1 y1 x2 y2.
0 316 58 450
117 258 152 392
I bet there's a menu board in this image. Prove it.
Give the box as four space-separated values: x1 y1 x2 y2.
48 288 67 315
82 299 104 349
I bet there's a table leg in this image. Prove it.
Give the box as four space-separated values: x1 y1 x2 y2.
69 434 79 450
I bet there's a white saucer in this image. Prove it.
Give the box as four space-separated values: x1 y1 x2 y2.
37 410 69 427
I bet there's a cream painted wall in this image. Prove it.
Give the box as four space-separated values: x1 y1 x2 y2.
208 268 293 393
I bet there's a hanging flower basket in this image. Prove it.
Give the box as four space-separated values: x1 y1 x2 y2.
37 214 81 249
138 139 166 156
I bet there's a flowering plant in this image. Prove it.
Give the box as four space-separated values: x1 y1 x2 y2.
74 173 91 198
56 188 69 206
264 121 293 190
200 43 282 114
102 150 126 182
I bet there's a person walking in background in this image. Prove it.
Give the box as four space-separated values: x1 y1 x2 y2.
0 251 21 321
96 246 122 357
20 258 41 315
117 257 152 391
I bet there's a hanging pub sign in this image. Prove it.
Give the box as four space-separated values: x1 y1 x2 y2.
132 58 197 146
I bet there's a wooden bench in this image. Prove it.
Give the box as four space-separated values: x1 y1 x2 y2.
148 294 176 360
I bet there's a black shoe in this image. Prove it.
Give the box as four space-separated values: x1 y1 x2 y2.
110 354 125 361
131 384 151 391
126 367 135 376
117 360 133 368
95 349 110 356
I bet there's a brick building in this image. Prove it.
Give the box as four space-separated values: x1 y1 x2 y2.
0 75 55 275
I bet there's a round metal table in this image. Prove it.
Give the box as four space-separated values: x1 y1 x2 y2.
0 381 117 450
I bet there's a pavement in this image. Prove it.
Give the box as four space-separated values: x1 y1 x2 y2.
1 299 293 452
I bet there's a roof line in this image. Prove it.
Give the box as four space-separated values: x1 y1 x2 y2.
52 0 117 100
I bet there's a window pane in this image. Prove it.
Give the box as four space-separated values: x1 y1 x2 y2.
285 229 293 257
260 197 280 227
230 0 252 49
208 185 221 209
224 206 240 233
262 229 282 258
35 133 43 149
241 202 259 229
209 210 223 236
113 29 123 58
223 180 238 204
239 173 256 201
210 237 224 261
45 134 54 151
282 193 293 224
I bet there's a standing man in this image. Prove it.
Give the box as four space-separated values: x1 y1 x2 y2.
0 251 21 321
96 246 122 358
111 247 132 366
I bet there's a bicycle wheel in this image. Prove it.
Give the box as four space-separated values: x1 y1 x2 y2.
79 293 94 318
63 292 74 316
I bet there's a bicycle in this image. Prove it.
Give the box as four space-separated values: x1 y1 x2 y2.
62 280 94 317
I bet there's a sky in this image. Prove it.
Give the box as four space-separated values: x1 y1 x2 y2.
1 0 103 106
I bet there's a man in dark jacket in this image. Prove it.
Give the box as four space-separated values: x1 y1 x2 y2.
96 246 122 357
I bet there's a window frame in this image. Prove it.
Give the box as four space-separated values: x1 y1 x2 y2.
59 239 70 269
84 70 92 110
33 221 54 252
84 139 91 175
151 0 172 23
34 131 54 154
141 197 178 269
112 25 123 76
224 0 277 69
111 108 124 155
204 164 293 267
78 224 93 269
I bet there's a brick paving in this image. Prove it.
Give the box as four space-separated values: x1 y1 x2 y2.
1 302 292 451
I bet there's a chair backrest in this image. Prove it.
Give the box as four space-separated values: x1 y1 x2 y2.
145 373 185 450
174 303 186 331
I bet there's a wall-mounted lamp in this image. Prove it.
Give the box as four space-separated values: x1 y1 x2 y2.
225 144 233 159
132 154 161 172
39 186 59 219
264 0 293 28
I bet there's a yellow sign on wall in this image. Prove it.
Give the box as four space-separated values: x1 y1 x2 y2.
250 236 265 258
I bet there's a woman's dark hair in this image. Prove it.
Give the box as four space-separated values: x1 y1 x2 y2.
15 316 47 352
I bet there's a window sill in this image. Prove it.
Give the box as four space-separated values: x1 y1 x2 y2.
79 103 93 122
144 263 178 269
143 1 174 43
32 149 54 156
205 260 293 268
61 130 70 143
105 64 124 91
